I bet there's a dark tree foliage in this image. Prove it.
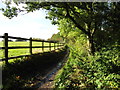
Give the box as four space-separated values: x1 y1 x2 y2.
1 2 120 53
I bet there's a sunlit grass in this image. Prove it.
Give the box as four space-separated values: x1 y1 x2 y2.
0 41 59 61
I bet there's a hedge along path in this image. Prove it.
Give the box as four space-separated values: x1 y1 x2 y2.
0 33 65 64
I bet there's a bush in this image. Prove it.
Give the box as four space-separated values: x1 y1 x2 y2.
54 46 120 89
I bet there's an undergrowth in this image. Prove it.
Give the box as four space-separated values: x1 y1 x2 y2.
54 46 120 89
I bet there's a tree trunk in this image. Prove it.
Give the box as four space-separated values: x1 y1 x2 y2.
88 34 95 55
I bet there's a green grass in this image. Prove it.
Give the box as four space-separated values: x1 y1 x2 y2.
0 41 58 61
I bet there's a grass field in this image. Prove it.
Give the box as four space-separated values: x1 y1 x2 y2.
0 41 57 60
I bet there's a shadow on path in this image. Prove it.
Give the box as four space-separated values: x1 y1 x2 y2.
2 46 69 90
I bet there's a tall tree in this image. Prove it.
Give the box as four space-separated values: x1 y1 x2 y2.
1 2 120 54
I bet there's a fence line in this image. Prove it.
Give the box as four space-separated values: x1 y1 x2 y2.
0 33 64 64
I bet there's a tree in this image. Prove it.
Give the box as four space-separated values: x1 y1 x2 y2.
1 2 120 89
93 2 120 49
1 2 120 54
48 32 64 42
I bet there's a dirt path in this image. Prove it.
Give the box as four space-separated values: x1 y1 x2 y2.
2 47 69 90
35 48 69 89
38 71 57 89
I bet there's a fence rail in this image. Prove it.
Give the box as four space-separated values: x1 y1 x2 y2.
0 33 64 64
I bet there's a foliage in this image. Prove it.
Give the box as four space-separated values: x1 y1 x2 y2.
55 46 120 89
54 17 120 89
1 1 120 89
0 2 114 54
48 32 63 42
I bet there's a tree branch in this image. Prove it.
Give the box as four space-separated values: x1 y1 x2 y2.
65 3 88 35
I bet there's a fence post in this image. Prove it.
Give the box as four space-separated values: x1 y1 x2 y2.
30 37 32 55
56 43 57 49
58 43 60 49
4 33 9 64
42 41 44 52
54 43 56 50
49 42 51 51
57 43 58 49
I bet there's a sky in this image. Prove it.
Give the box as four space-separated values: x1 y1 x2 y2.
0 1 59 41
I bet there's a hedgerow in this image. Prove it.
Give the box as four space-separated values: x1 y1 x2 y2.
55 46 120 89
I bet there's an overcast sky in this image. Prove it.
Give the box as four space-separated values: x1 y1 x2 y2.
0 1 59 41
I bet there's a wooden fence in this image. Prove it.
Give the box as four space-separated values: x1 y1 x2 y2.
0 33 64 64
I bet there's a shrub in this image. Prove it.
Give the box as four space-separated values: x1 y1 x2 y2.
54 46 120 89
